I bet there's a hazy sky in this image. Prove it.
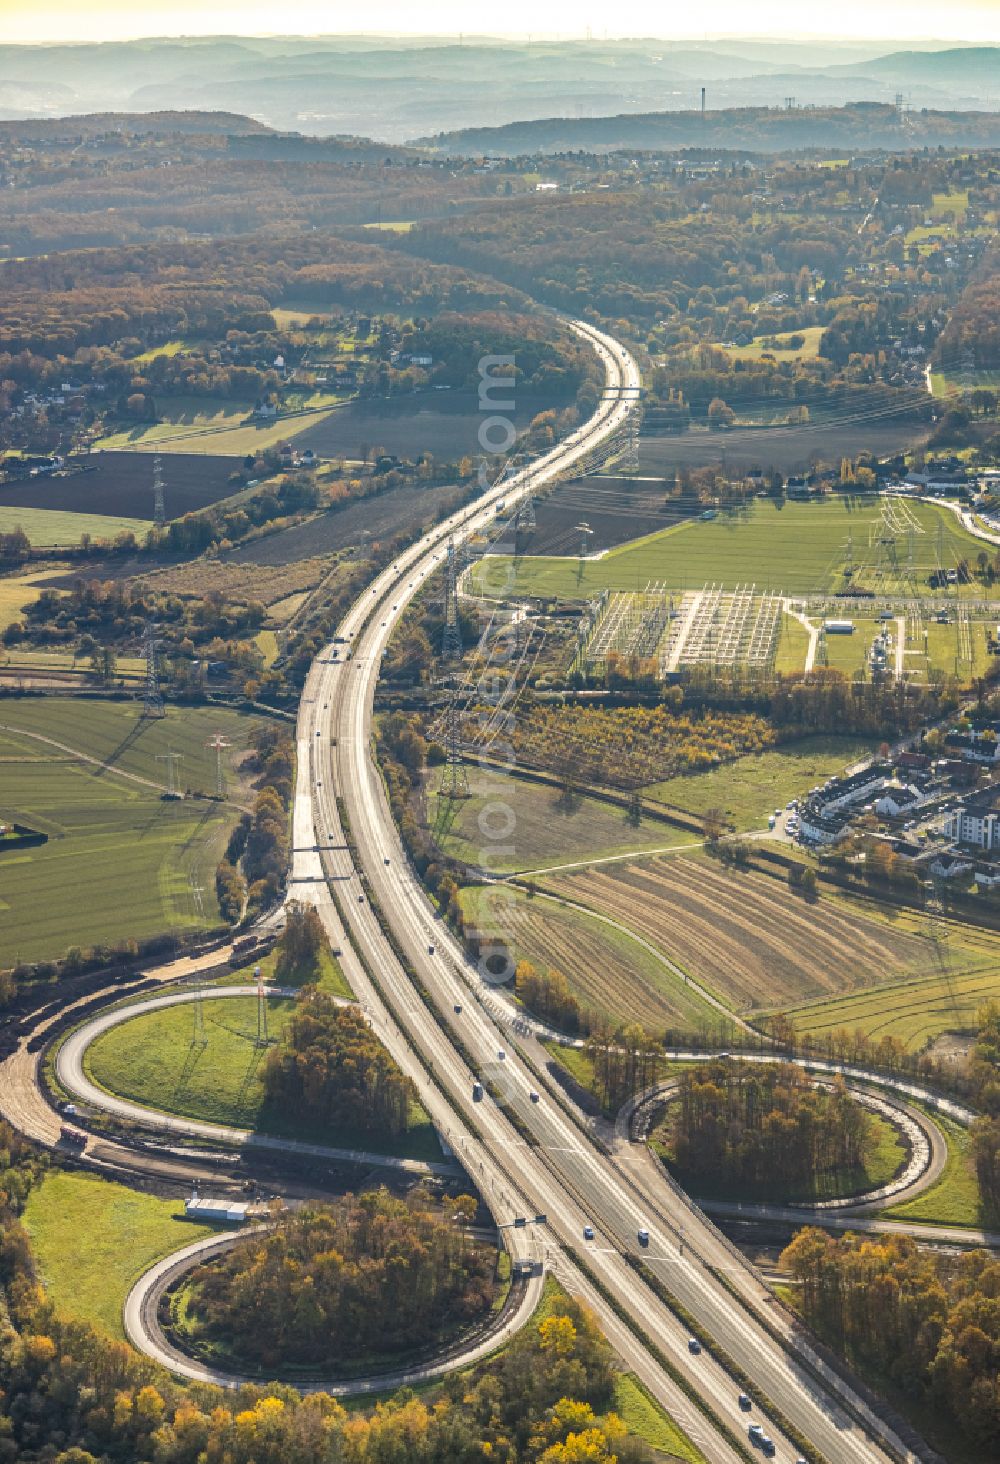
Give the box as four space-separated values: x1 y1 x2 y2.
1 1 998 45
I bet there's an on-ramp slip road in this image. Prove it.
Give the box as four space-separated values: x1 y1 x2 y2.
123 1225 545 1394
293 319 927 1464
55 985 457 1179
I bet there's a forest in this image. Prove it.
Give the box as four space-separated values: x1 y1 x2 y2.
666 1060 873 1193
935 243 1000 371
263 992 416 1138
0 121 526 256
0 233 532 360
782 1229 1000 1451
0 1121 646 1463
183 1189 496 1369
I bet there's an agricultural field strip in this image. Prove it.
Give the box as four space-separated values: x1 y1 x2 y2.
524 885 753 1032
540 855 977 1013
478 496 1000 602
0 721 169 793
0 505 152 544
463 884 715 1029
62 984 455 1175
512 840 704 877
785 966 1000 1047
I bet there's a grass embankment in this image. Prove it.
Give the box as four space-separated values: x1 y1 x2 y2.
530 1276 707 1462
429 763 695 874
459 882 731 1034
474 497 991 599
610 1373 708 1464
22 1170 214 1340
644 735 875 831
84 966 440 1162
883 1112 990 1230
0 702 261 963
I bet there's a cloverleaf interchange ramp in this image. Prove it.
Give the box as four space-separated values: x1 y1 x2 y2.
0 318 957 1457
293 319 925 1464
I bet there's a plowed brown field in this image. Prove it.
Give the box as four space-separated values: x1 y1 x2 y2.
542 856 947 1013
459 884 724 1032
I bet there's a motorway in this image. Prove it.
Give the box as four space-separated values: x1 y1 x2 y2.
293 320 926 1464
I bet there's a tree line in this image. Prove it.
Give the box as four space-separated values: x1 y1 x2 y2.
782 1228 1000 1452
216 722 293 921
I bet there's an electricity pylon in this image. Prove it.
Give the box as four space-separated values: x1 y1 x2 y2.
152 455 166 528
156 747 182 798
142 621 164 718
206 732 231 798
439 693 470 800
442 538 463 662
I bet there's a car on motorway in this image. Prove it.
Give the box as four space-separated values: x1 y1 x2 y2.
738 1393 751 1411
748 1423 763 1444
384 856 390 864
497 1048 506 1061
529 1090 539 1103
637 1228 649 1247
428 943 435 954
583 1224 595 1240
759 1438 775 1458
454 1003 462 1014
687 1337 701 1354
472 1081 484 1101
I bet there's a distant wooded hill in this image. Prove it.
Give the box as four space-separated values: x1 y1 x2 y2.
1 36 997 142
426 103 1000 157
